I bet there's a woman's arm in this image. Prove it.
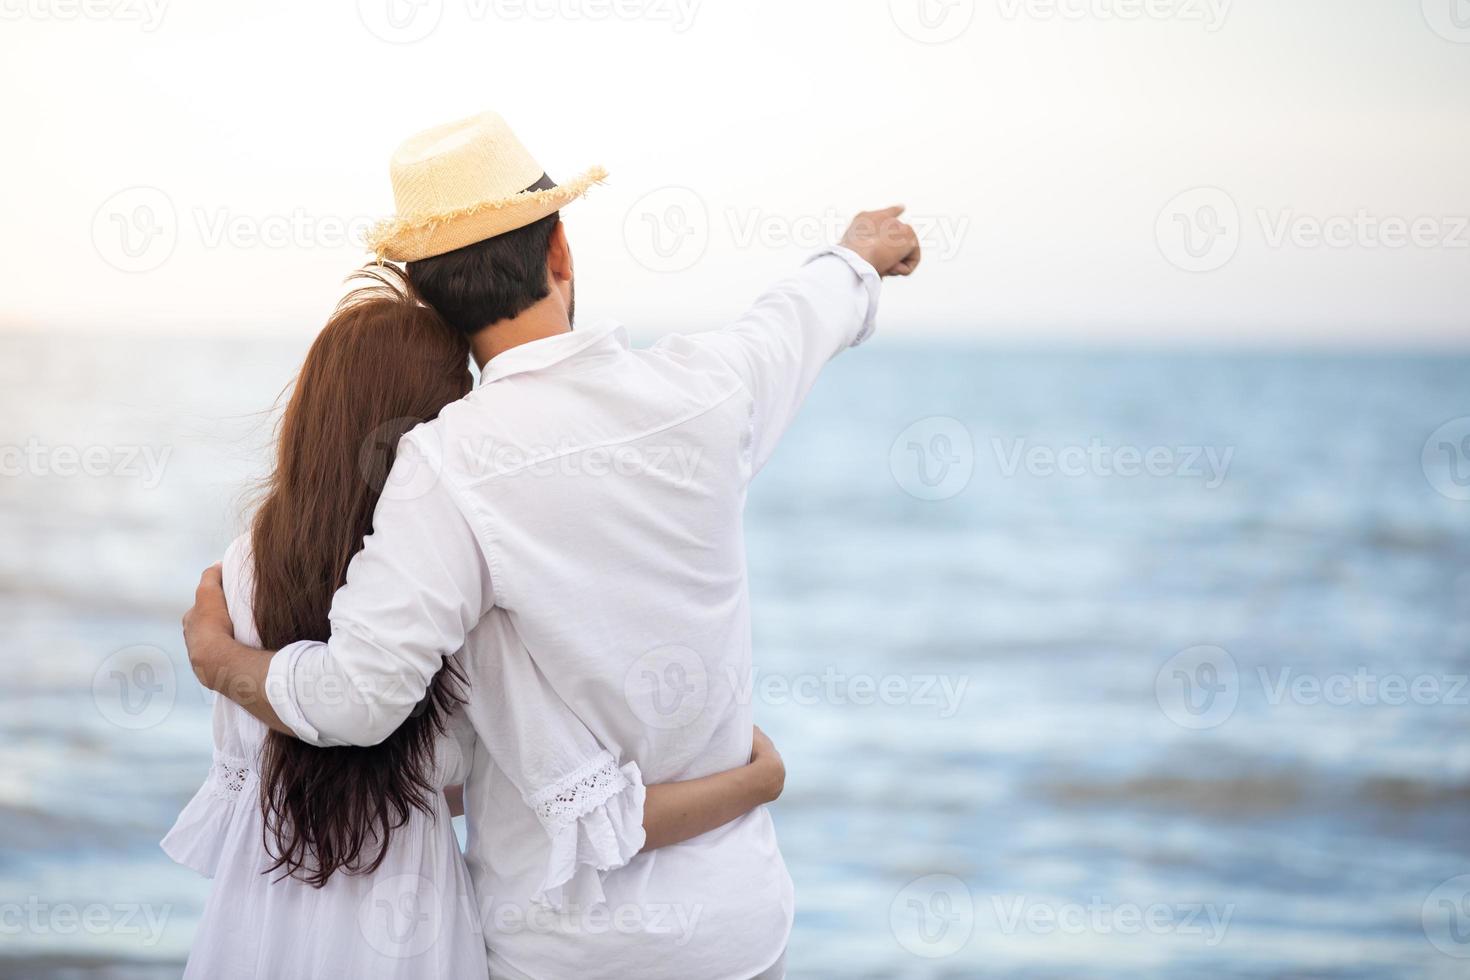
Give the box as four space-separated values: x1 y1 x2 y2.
444 727 783 845
639 726 785 852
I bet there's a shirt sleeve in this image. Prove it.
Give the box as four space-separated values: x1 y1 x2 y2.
265 435 493 748
463 615 646 909
677 245 881 475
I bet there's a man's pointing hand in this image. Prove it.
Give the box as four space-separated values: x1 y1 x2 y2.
840 205 922 278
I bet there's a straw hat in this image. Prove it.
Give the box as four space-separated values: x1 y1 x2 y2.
365 111 606 263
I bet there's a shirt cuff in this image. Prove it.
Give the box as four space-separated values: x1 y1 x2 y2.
805 244 882 346
265 640 326 746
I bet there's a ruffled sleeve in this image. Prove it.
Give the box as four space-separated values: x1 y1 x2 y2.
524 751 646 910
161 535 266 878
160 756 258 878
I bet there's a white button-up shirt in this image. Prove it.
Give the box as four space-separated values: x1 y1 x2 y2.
265 246 881 980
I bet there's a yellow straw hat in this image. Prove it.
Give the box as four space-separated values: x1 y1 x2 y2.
365 111 606 262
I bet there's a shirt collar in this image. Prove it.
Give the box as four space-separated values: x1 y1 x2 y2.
477 319 627 387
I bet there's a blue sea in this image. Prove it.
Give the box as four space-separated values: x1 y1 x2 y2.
1 332 1467 979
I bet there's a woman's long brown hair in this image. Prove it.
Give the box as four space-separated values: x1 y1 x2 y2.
251 267 472 887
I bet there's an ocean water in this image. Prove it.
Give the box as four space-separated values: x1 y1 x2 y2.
1 331 1467 979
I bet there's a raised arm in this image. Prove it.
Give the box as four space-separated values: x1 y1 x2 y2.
666 207 919 475
184 436 492 747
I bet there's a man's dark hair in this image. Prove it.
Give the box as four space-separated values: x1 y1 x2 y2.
406 209 560 337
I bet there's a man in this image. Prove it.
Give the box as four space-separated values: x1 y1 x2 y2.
183 110 920 979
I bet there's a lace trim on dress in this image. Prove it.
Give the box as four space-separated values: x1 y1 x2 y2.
526 753 629 834
206 758 255 803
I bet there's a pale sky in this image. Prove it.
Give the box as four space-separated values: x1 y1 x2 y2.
2 0 1468 345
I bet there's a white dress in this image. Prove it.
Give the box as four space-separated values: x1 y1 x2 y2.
161 536 488 979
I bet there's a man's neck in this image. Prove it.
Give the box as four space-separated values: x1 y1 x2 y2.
470 297 570 369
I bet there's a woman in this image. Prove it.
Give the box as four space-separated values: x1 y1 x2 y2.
162 268 786 978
